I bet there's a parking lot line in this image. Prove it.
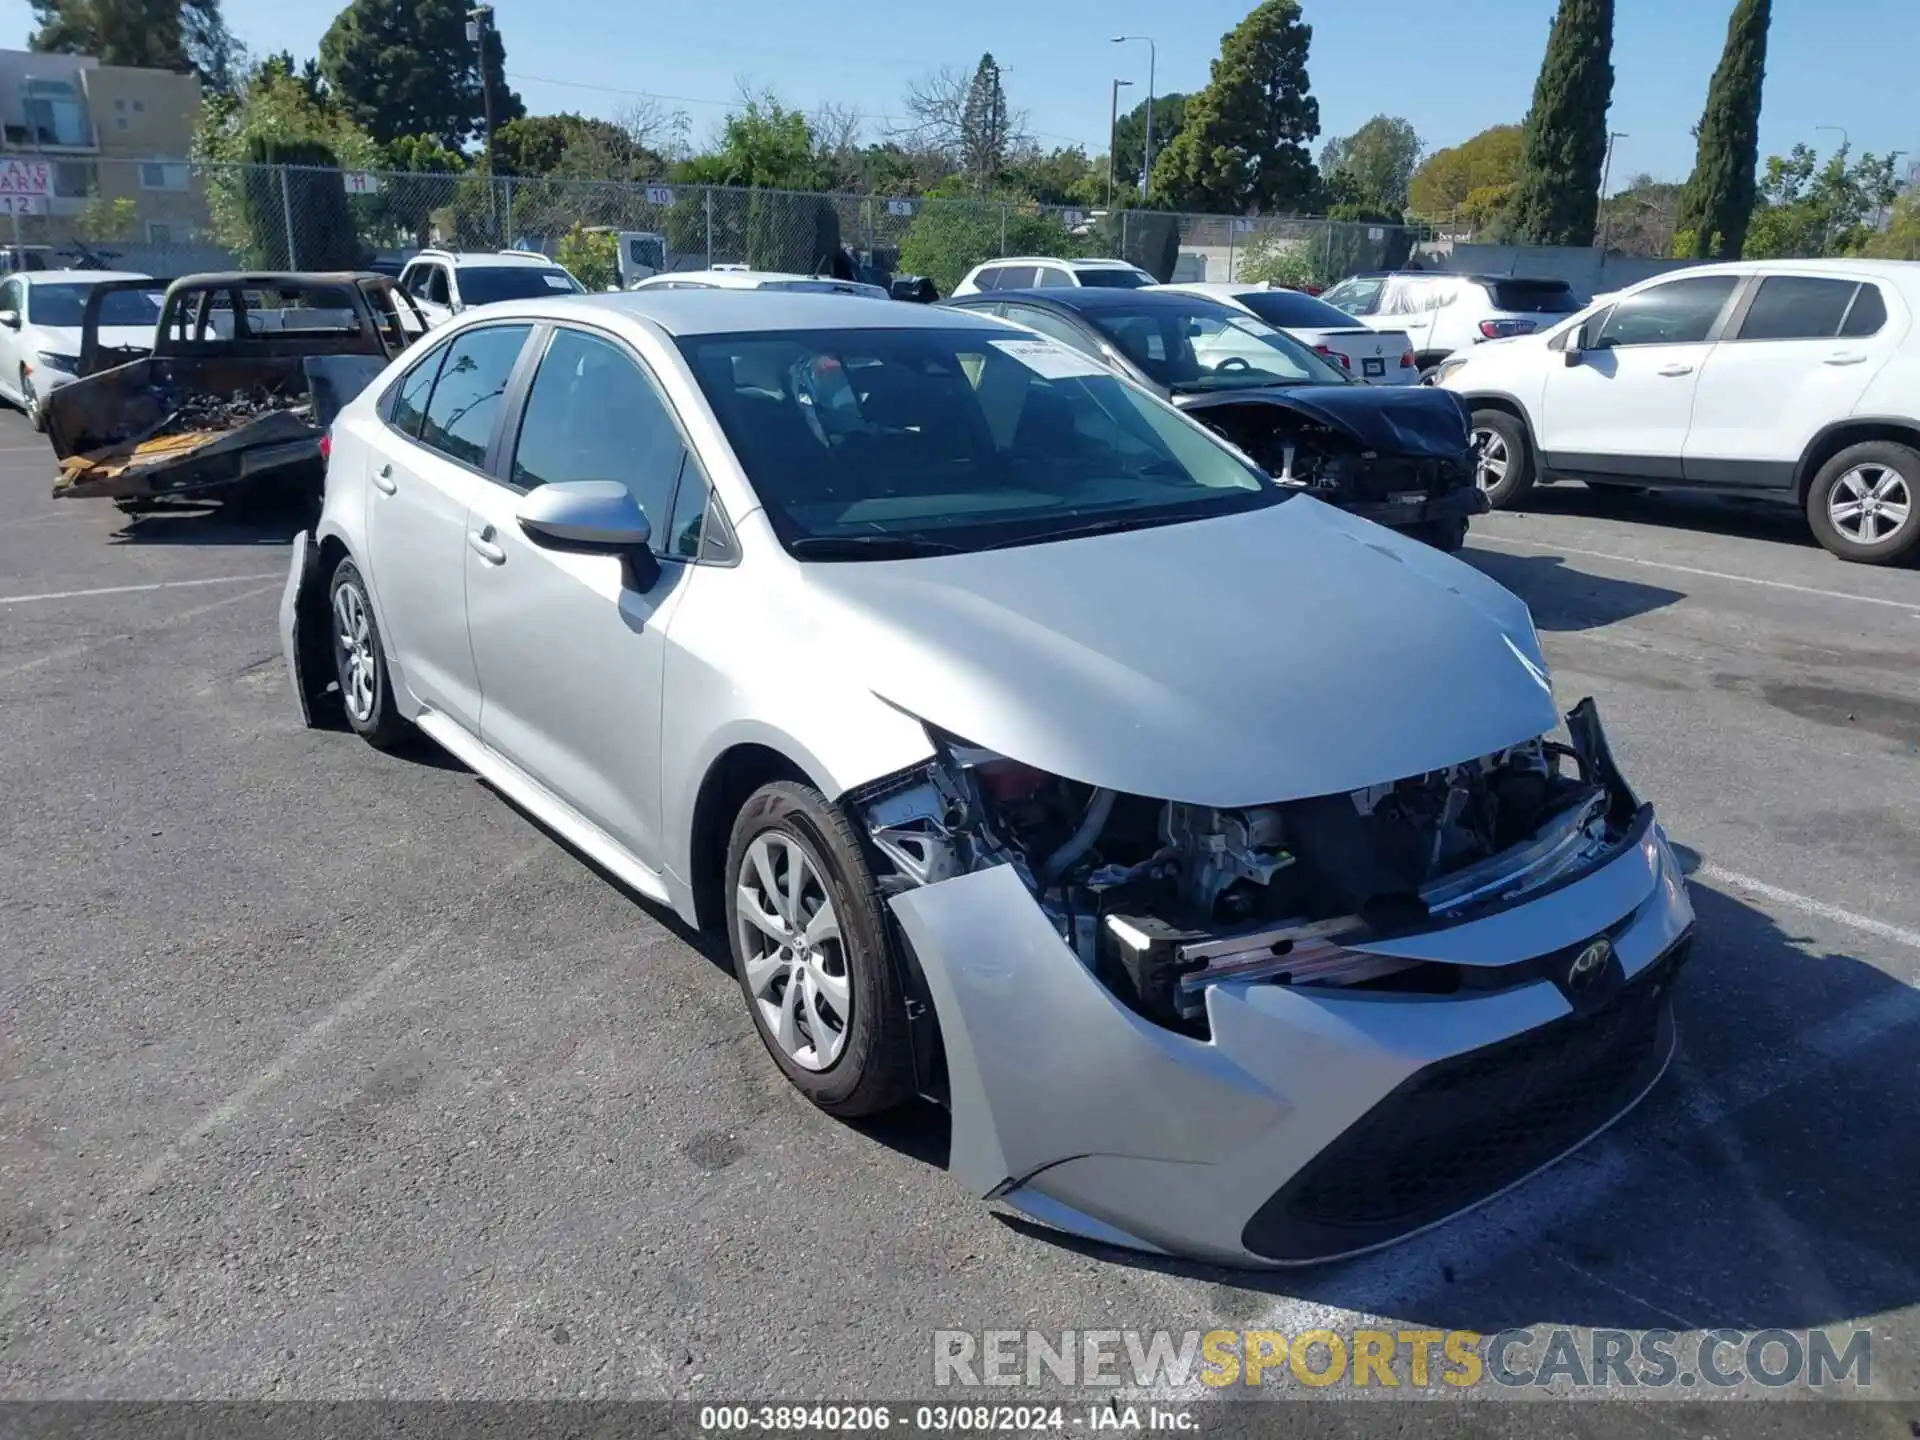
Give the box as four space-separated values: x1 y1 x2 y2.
0 573 283 606
1472 533 1920 614
1698 863 1920 951
0 583 281 681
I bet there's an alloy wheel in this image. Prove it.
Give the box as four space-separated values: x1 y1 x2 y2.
1827 463 1912 545
1472 428 1510 492
331 582 377 724
734 831 850 1071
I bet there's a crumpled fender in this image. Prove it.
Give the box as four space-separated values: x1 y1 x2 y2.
1179 383 1473 458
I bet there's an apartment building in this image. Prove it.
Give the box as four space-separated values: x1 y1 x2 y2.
0 49 205 247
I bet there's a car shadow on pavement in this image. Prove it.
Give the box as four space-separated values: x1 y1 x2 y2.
1512 483 1825 551
1000 870 1920 1336
1464 547 1686 631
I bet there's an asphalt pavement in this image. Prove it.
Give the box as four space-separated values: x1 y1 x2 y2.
3 410 1918 1430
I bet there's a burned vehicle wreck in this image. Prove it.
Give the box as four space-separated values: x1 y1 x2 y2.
939 286 1487 550
46 272 423 511
282 295 1691 1268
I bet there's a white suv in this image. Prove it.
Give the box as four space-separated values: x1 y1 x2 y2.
1319 271 1584 376
1436 259 1920 564
396 249 584 327
950 256 1155 296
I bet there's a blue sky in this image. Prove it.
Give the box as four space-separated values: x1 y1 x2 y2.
5 0 1914 189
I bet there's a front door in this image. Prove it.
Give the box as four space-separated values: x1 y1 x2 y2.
0 277 26 402
361 322 532 730
463 324 707 864
1535 273 1742 480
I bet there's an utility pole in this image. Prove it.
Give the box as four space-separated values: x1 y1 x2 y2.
1107 78 1133 208
1596 131 1627 251
468 5 498 241
1112 35 1156 200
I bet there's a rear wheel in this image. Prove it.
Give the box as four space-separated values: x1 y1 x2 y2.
328 559 409 748
725 780 914 1117
1806 442 1920 565
1470 409 1536 508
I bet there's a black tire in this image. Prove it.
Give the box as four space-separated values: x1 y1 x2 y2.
1413 517 1468 552
1805 441 1920 565
21 369 43 432
327 558 409 749
1470 408 1536 508
725 780 915 1118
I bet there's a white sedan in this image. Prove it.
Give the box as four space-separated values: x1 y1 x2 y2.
1159 281 1420 385
0 269 160 429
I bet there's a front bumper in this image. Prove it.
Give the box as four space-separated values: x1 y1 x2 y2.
1345 483 1489 531
888 809 1693 1268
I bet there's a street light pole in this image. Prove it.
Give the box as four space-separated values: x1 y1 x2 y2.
1596 131 1627 251
1111 35 1156 200
1107 78 1133 209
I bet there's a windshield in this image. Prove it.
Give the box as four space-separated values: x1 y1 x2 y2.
32 283 162 329
1232 288 1362 330
456 266 583 304
1083 302 1351 393
677 326 1285 557
1483 279 1580 314
1076 268 1154 289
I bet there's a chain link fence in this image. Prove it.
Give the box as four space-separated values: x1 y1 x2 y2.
1 156 1430 296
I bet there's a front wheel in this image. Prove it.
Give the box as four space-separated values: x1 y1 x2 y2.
1806 442 1920 565
725 780 915 1117
1470 409 1536 509
21 370 43 432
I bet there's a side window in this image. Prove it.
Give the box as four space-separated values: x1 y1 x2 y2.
1595 276 1739 348
664 449 710 560
1001 305 1106 359
1032 266 1072 288
1735 276 1864 341
993 265 1040 290
425 267 451 307
1 277 21 314
510 327 686 527
417 323 530 466
389 338 450 438
972 267 1005 292
1839 283 1887 338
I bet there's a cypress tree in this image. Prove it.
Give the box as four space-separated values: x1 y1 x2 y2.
1673 0 1771 259
1508 0 1615 246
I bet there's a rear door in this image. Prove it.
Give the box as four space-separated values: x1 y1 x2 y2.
463 323 705 863
361 322 533 730
1684 273 1901 488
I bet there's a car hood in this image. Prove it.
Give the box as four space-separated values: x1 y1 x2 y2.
799 498 1557 807
1176 383 1471 457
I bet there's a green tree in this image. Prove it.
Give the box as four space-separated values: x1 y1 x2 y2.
319 0 524 149
959 54 1011 190
671 91 820 190
1742 144 1901 258
1673 0 1770 259
28 0 236 76
1407 124 1523 221
898 201 1078 295
75 193 139 242
1509 0 1615 246
1861 187 1920 261
1152 0 1319 214
239 135 364 269
373 134 466 248
1599 174 1683 256
1111 93 1187 193
999 145 1099 206
1319 115 1421 216
557 223 618 290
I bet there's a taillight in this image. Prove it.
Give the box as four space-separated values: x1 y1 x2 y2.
1399 349 1416 369
318 431 331 462
1312 345 1351 369
1480 319 1537 339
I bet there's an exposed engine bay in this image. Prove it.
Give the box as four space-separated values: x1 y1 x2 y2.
855 703 1639 1033
1194 404 1476 508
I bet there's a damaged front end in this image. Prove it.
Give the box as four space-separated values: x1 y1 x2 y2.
1184 389 1489 542
857 700 1694 1265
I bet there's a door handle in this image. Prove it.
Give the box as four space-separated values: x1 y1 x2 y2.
1824 352 1867 366
468 526 506 566
371 462 397 495
1657 363 1695 377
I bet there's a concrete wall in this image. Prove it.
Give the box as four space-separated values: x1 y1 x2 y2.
1423 242 1698 301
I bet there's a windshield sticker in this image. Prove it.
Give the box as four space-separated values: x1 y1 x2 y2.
543 274 574 290
989 338 1108 380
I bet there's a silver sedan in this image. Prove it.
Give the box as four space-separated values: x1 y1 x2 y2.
282 290 1694 1266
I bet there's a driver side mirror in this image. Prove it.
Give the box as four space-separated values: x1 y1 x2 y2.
1564 324 1588 366
0 309 19 330
516 480 662 592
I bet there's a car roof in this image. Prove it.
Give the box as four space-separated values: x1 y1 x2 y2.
946 286 1238 314
20 269 152 285
459 289 1013 338
974 256 1146 270
638 269 882 292
416 250 564 269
